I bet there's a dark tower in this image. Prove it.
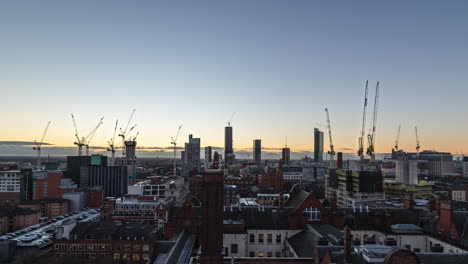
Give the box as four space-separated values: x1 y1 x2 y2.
200 167 224 264
282 148 290 165
225 126 233 164
253 139 261 164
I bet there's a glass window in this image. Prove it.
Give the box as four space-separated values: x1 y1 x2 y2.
143 244 150 251
276 252 281 257
276 234 281 243
267 252 273 257
249 252 254 257
231 244 238 254
258 234 264 243
142 254 149 260
267 234 272 243
132 254 140 260
249 234 255 243
304 207 321 221
258 252 264 257
113 253 120 260
124 244 131 251
122 254 129 260
133 244 140 251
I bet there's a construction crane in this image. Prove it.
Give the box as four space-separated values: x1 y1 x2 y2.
366 81 380 170
170 125 182 176
325 108 336 169
357 80 369 170
394 125 401 151
33 121 51 166
84 117 104 156
107 120 119 165
415 126 421 156
118 109 136 156
71 114 86 156
227 112 236 127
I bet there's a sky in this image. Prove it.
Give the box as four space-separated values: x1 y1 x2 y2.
0 0 467 158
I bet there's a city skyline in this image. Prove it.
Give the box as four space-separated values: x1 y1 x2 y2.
1 1 467 155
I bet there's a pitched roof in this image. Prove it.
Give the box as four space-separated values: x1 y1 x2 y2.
287 231 316 257
284 190 309 209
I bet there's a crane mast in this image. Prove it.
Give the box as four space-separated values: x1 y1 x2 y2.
71 114 85 156
415 126 421 157
325 108 336 169
394 125 401 151
227 112 236 127
33 121 51 166
170 125 182 176
358 80 369 170
367 81 380 170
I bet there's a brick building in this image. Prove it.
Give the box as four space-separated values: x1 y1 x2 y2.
53 222 160 263
18 198 69 219
0 205 40 234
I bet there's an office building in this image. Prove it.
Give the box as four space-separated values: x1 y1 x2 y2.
314 128 324 162
205 146 212 163
253 139 261 164
225 126 234 164
282 148 290 165
183 134 201 175
80 165 128 198
66 156 92 186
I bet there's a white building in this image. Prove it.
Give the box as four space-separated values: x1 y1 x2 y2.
127 176 187 203
0 170 21 192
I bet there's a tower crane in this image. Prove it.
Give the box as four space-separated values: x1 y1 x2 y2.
357 80 369 170
107 120 119 165
84 117 104 156
71 114 86 156
366 81 380 170
33 121 51 166
394 125 401 151
325 108 336 169
227 112 236 127
118 109 136 156
170 125 182 176
415 126 421 157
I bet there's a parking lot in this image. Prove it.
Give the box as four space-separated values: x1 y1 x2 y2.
0 208 100 247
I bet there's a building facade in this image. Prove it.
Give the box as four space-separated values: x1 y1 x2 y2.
253 139 261 164
314 128 324 163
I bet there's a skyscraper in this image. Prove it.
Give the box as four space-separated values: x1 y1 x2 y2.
282 147 290 165
225 126 233 164
183 134 201 175
205 146 212 163
314 128 324 162
253 139 261 164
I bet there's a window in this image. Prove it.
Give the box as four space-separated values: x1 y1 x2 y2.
258 252 264 257
231 244 238 254
132 254 140 260
124 244 131 251
143 244 150 251
249 234 255 243
267 234 272 244
304 207 321 221
122 254 129 260
113 253 120 260
249 252 254 257
414 248 420 252
267 252 273 257
276 252 282 257
258 234 264 243
133 244 140 251
276 234 282 243
142 254 149 260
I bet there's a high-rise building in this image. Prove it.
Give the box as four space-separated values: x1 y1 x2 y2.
225 126 234 164
125 141 137 184
200 168 224 264
205 146 213 163
419 151 454 177
253 139 261 164
282 148 290 165
80 165 128 198
183 134 201 175
66 156 92 186
337 152 343 169
314 128 324 162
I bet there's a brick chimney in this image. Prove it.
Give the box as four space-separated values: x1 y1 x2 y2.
438 200 454 238
404 193 415 209
344 225 352 263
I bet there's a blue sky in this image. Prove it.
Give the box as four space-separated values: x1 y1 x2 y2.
0 0 467 158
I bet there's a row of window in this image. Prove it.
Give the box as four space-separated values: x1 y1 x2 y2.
55 244 150 251
113 253 150 261
249 251 281 257
249 233 281 244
